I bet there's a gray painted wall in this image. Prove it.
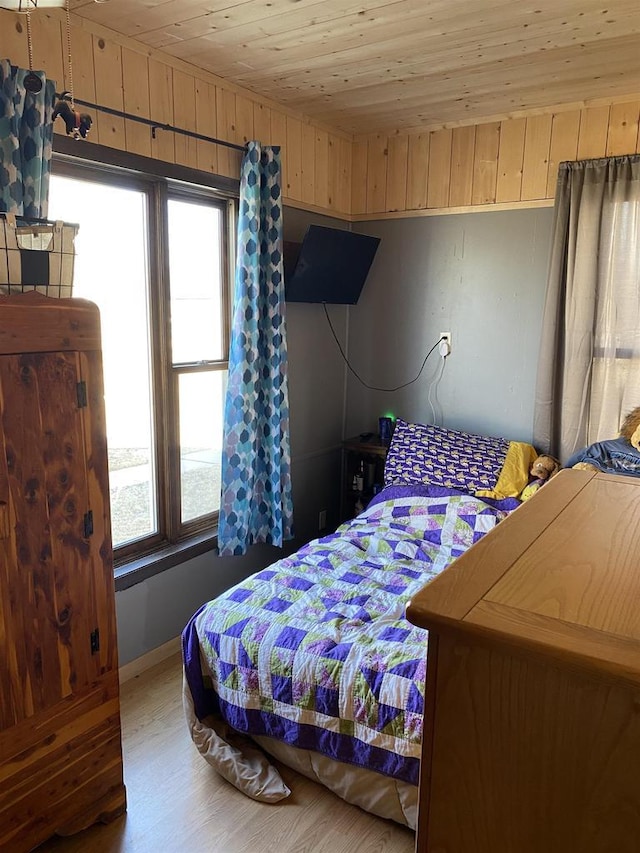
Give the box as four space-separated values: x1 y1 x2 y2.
346 207 555 444
115 205 555 665
115 206 348 665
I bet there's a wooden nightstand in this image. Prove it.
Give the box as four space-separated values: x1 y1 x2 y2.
406 469 640 853
340 435 388 521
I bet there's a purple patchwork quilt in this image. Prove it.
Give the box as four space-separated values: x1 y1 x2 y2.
183 484 519 785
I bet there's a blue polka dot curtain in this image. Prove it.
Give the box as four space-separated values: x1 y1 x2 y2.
218 142 294 556
0 60 55 218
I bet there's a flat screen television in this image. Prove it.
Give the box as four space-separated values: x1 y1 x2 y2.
284 225 380 304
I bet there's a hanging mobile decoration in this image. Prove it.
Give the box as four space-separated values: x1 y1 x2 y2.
52 0 92 138
23 10 43 93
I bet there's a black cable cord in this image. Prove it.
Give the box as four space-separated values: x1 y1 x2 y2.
323 302 443 392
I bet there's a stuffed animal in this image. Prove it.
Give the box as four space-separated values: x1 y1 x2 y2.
572 461 599 472
53 94 92 140
565 406 640 475
620 406 640 451
520 454 561 501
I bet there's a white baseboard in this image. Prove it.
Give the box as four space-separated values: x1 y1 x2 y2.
118 636 182 684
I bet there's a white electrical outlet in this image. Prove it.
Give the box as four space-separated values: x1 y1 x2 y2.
439 331 452 356
318 509 327 530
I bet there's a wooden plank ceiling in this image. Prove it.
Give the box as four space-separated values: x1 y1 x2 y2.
69 0 640 136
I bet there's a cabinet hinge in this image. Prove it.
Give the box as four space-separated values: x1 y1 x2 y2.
90 628 100 655
76 380 88 408
83 510 94 538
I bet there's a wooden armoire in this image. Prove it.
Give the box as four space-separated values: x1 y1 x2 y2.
0 294 126 851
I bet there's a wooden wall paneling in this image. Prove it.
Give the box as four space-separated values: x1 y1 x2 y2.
472 121 500 205
3 15 29 68
66 24 97 108
406 132 430 210
231 94 252 176
577 105 610 160
195 79 218 175
148 59 175 164
172 70 198 170
92 36 126 151
385 133 409 212
366 133 388 214
215 86 238 179
351 139 368 215
327 134 339 210
314 128 330 210
253 103 272 146
300 123 316 206
521 113 552 201
271 110 288 193
286 116 302 200
427 128 452 209
496 117 526 203
449 125 476 207
235 93 255 145
121 48 151 158
336 136 352 214
546 110 580 197
270 110 287 148
606 101 640 156
29 13 64 93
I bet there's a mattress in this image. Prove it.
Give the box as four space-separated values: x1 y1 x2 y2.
183 483 520 824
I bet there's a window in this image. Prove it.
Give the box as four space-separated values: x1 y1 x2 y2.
589 197 640 442
48 159 234 566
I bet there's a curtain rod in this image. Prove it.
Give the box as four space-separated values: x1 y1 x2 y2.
54 92 247 152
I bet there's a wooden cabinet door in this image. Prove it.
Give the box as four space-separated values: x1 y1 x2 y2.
0 351 105 729
78 349 119 682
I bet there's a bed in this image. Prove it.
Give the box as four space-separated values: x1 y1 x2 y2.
182 419 537 828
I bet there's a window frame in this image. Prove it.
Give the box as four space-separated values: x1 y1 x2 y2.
51 141 238 585
164 185 233 542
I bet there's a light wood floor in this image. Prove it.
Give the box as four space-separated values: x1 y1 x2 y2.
37 653 416 853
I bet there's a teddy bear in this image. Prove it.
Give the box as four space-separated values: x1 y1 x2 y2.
519 454 561 501
621 406 640 450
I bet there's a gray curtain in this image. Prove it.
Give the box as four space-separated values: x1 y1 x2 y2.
534 155 640 462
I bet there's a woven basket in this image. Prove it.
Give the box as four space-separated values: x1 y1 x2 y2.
0 213 79 298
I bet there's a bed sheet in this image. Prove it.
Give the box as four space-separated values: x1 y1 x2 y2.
183 484 519 791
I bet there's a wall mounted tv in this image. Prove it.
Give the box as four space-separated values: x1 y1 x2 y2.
284 225 380 304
